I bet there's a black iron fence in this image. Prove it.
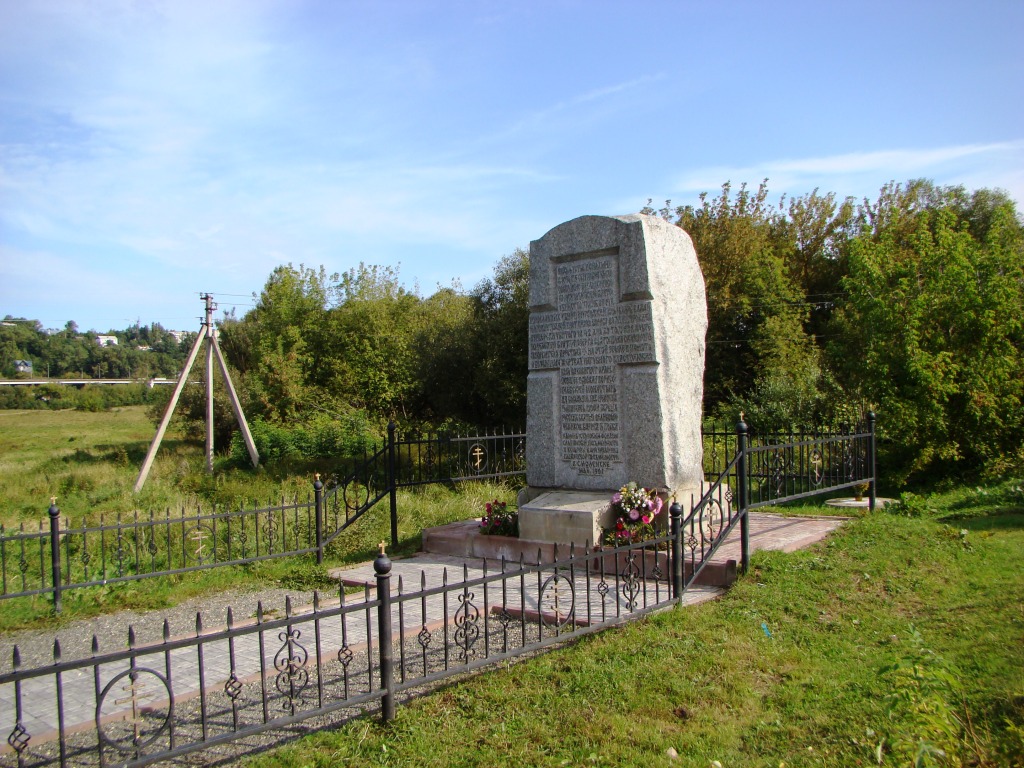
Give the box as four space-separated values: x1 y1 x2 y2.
0 416 872 616
0 427 527 611
0 490 340 612
0 415 876 767
0 535 679 768
702 416 876 502
325 424 526 547
694 413 877 575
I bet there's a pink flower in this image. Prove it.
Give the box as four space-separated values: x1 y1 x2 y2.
628 509 641 521
612 492 622 504
641 514 652 524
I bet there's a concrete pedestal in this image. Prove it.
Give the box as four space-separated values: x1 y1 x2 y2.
517 490 614 550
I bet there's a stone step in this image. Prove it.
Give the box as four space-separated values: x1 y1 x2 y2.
415 510 846 589
420 520 739 586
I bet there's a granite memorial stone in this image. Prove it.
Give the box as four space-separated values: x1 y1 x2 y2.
519 214 707 547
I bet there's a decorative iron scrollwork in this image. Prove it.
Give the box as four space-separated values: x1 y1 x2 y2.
467 443 488 475
337 644 353 668
810 448 824 486
187 524 214 565
274 628 309 712
7 723 29 754
262 510 279 550
342 479 371 515
620 551 641 611
702 498 723 542
770 453 788 496
497 609 513 630
538 573 576 628
424 442 436 474
417 625 431 650
96 667 173 753
224 673 243 701
453 590 480 661
843 443 855 481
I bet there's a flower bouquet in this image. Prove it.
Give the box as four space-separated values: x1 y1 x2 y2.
603 481 663 546
479 499 518 537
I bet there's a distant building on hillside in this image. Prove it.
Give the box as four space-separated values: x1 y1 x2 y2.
167 330 188 344
14 360 33 374
96 335 119 347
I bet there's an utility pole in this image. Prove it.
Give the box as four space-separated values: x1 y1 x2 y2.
205 293 215 473
134 294 260 492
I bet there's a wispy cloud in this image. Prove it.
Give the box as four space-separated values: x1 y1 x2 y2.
468 73 666 151
672 141 1024 202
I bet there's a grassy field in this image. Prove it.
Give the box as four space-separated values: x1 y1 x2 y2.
0 407 518 630
244 484 1024 768
2 408 1022 765
0 406 328 525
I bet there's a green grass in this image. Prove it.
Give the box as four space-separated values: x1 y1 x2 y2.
0 406 330 525
4 409 1023 764
245 484 1024 768
0 408 518 631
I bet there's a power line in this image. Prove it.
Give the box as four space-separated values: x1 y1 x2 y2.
707 333 845 345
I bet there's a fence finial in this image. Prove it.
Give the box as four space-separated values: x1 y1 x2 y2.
378 540 387 556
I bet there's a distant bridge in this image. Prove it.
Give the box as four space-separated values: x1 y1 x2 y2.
0 378 177 388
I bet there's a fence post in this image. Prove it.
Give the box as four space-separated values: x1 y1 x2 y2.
387 421 399 548
867 411 877 513
669 499 683 599
313 474 324 565
736 415 750 575
374 541 396 722
48 498 62 614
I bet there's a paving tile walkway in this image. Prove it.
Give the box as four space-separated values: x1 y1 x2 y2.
0 511 845 750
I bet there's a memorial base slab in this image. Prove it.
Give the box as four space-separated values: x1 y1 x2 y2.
517 490 614 550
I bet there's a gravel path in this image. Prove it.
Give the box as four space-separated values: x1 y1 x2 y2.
0 573 631 768
1 586 323 672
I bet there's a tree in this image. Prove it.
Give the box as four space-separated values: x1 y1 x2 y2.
830 181 1024 479
665 182 825 424
413 286 478 422
469 248 530 427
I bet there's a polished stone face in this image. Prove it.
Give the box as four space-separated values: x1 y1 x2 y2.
526 214 707 497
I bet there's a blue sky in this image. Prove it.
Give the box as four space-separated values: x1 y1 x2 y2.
2 0 1022 333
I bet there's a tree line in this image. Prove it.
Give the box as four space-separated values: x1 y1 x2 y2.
210 178 1022 483
0 321 195 410
0 320 194 380
6 178 1022 483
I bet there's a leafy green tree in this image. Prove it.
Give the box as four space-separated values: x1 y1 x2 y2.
469 248 530 427
220 264 333 423
665 182 826 425
413 286 478 422
831 181 1024 479
318 264 421 419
